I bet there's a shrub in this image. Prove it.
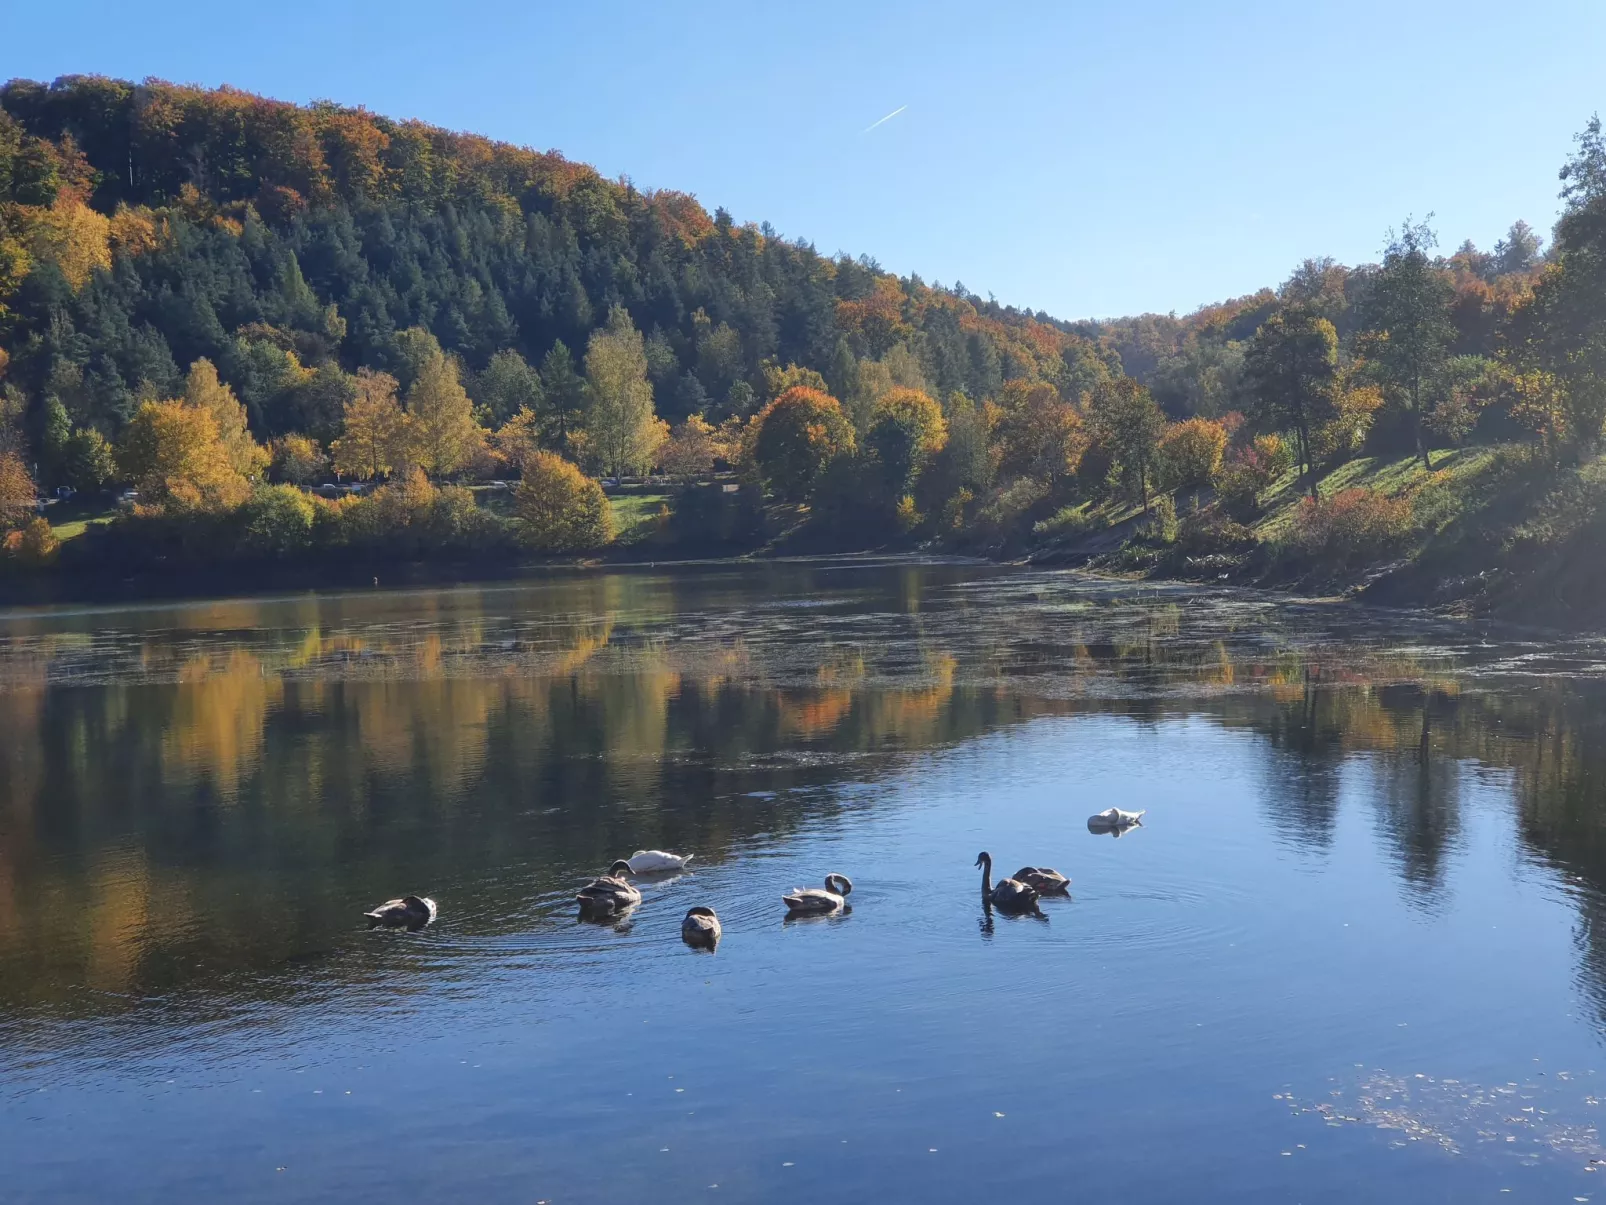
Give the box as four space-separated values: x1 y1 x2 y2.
1145 494 1179 544
1290 487 1414 564
516 451 614 551
1176 511 1257 557
238 484 316 558
1032 504 1094 539
1215 459 1270 520
6 516 60 565
1253 433 1294 476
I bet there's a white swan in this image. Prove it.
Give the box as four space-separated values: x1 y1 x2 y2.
627 850 694 873
783 874 852 914
1087 807 1145 831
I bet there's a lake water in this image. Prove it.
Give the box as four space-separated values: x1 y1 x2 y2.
4 560 1606 1203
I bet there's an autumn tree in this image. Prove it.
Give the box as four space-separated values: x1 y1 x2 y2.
1087 377 1166 508
117 400 249 512
331 369 405 480
866 387 947 494
184 358 269 478
493 407 544 476
993 381 1085 488
1509 117 1606 451
751 386 856 501
1157 418 1228 494
660 415 721 481
271 434 329 485
0 450 35 527
515 451 615 551
1244 308 1341 499
404 347 483 476
584 306 662 479
1359 219 1455 467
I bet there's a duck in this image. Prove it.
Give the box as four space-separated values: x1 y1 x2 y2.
1013 865 1071 894
1087 807 1146 832
364 895 437 931
681 906 722 948
975 852 1040 913
783 873 852 915
627 849 694 874
576 861 641 916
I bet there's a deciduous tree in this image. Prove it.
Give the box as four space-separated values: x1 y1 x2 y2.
584 306 662 479
331 369 405 480
751 386 856 501
1244 308 1341 499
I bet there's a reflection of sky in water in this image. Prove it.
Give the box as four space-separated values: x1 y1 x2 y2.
2 562 1606 1202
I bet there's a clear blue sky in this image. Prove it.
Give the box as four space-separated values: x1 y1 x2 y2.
6 0 1605 320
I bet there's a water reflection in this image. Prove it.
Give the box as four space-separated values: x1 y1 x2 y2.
6 563 1606 1201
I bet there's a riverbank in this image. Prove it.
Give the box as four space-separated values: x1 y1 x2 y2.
5 441 1606 631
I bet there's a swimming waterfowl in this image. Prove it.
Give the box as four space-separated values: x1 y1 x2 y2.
783 874 852 915
1013 865 1071 894
627 850 694 873
976 852 1040 913
577 861 641 916
1087 807 1146 832
681 906 722 948
364 895 437 931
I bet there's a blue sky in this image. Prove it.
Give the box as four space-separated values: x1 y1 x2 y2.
5 0 1604 320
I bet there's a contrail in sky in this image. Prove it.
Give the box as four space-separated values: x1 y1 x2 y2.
863 104 907 133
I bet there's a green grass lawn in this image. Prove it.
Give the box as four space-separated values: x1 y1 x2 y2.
1252 447 1501 543
609 493 670 544
47 506 118 542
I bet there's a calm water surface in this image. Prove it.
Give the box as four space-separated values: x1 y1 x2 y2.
4 561 1606 1202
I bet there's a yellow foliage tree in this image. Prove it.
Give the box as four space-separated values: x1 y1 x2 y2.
0 450 36 527
660 414 720 480
28 196 111 289
515 451 615 551
1157 417 1228 491
117 400 250 512
404 349 484 475
493 406 544 475
331 369 405 480
584 306 662 479
183 358 269 478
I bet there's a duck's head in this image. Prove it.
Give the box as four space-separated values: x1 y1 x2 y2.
685 906 717 920
608 860 632 877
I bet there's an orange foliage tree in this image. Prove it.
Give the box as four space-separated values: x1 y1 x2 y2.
750 386 856 501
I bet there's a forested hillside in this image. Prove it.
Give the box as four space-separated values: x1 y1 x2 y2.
2 75 1606 623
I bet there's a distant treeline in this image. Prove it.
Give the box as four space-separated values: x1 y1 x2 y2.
2 76 1606 611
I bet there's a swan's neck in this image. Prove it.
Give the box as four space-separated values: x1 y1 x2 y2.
980 858 992 897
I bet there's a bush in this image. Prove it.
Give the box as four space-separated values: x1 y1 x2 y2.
1176 510 1257 557
1032 504 1094 539
1214 448 1279 519
1145 494 1179 544
5 516 60 565
1290 487 1413 564
515 451 614 552
237 484 315 558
